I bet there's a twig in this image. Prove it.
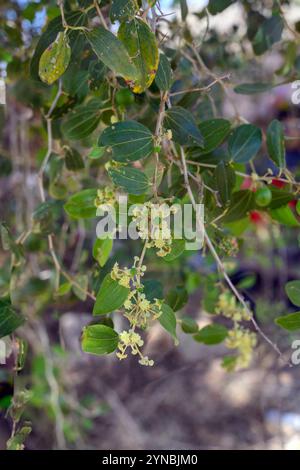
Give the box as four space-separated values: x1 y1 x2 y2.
169 74 230 97
179 146 292 367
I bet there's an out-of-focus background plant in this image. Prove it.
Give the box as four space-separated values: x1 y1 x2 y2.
1 0 300 450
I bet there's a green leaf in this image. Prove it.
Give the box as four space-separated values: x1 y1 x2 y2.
143 279 164 302
266 120 286 169
72 274 88 301
39 31 71 85
208 0 235 15
194 324 228 345
99 120 153 163
234 82 273 95
181 316 199 334
30 11 86 81
82 324 119 355
297 200 300 216
62 99 102 140
158 303 178 344
228 124 262 163
93 237 113 267
118 18 159 93
166 286 188 312
269 188 294 209
155 53 173 92
285 281 300 307
180 0 188 20
223 190 256 223
0 298 25 339
108 166 150 195
85 26 137 82
275 312 300 331
64 189 97 219
64 147 84 171
252 15 284 56
163 239 185 262
214 161 236 205
110 0 139 23
198 119 231 154
93 273 129 315
270 205 300 227
164 106 204 146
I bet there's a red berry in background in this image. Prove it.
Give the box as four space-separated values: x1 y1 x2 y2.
271 178 286 188
249 210 264 224
288 199 298 209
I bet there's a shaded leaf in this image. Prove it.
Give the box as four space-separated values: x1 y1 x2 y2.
110 0 139 23
164 106 203 146
223 190 256 223
198 119 231 154
108 166 150 195
266 120 286 169
214 161 236 205
0 298 25 339
155 53 173 92
62 99 102 140
208 0 235 15
234 82 274 95
99 120 153 162
166 286 188 312
181 316 199 334
228 124 262 163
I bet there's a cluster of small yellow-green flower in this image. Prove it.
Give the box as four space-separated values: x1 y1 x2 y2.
111 257 163 366
117 330 154 366
216 291 257 370
132 202 177 257
216 291 251 322
225 328 257 370
94 186 116 210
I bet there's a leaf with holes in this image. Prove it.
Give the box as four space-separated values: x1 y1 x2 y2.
118 18 159 93
86 27 137 82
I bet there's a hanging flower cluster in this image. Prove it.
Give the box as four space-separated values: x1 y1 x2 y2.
111 256 163 366
216 290 257 370
132 202 178 257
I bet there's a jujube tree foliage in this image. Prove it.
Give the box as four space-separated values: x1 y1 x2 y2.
1 0 300 449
